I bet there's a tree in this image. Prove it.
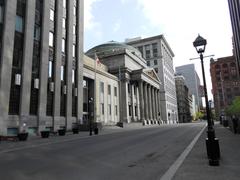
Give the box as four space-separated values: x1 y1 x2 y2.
226 96 240 116
194 111 204 120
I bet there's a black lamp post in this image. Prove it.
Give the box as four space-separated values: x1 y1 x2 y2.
193 35 220 166
89 97 93 136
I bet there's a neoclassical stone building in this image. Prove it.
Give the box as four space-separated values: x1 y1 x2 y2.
86 42 162 124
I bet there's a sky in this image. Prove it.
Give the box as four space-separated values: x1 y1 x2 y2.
84 0 233 100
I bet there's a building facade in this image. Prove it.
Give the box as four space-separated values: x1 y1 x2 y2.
126 35 178 124
83 55 119 126
175 64 202 111
175 75 192 123
210 56 240 118
86 42 162 125
228 0 240 75
0 0 84 135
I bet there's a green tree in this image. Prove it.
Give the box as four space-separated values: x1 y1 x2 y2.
194 111 204 120
226 96 240 116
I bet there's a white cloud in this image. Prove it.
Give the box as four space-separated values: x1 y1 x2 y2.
136 0 233 98
84 0 101 30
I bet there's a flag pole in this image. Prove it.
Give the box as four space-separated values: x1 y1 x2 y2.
93 53 97 133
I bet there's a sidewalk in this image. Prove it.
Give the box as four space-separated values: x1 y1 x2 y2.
173 123 240 180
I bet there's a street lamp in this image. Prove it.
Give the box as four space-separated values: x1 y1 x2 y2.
193 35 220 166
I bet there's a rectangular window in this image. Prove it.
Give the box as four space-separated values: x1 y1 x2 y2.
72 69 75 83
101 103 104 115
50 9 54 21
73 25 76 35
61 66 64 81
63 0 66 8
147 61 150 66
100 82 104 93
34 26 40 41
129 105 132 116
62 39 65 52
62 18 66 29
49 32 54 47
108 104 111 115
48 61 52 78
0 5 3 23
72 44 75 57
114 87 117 96
108 85 111 95
115 105 118 115
154 60 158 65
15 15 23 33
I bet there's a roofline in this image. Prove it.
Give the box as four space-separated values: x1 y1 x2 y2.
127 34 175 57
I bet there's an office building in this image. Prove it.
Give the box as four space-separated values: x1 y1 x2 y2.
210 56 240 118
175 64 202 111
0 0 84 135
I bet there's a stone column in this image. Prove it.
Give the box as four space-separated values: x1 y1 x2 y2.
131 83 135 122
38 0 50 132
155 89 159 121
76 0 84 124
66 0 74 130
157 90 162 121
19 0 36 131
151 87 155 121
0 0 17 135
148 85 152 121
138 81 145 122
144 83 149 121
53 0 63 131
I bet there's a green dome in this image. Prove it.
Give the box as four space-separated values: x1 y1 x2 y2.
86 41 141 57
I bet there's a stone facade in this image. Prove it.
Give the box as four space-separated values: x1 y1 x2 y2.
126 35 178 124
86 42 162 125
0 0 84 135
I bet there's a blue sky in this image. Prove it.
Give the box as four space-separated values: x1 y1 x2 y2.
84 0 233 100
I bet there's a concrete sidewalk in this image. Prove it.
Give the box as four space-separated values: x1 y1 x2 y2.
173 123 240 180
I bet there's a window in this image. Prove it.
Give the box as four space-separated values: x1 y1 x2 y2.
62 18 66 28
0 5 3 23
100 82 104 93
34 25 40 41
50 9 54 21
63 0 66 8
73 25 76 35
62 39 65 52
72 69 75 83
48 61 52 78
115 105 118 115
73 6 76 16
114 87 117 96
83 80 87 87
61 66 64 81
147 61 150 66
108 104 111 115
154 60 158 65
15 15 23 33
108 85 111 95
49 32 54 47
101 103 104 115
72 44 75 57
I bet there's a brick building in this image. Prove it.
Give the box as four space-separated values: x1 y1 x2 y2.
210 56 240 118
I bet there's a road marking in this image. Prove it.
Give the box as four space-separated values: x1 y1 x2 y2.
160 124 207 180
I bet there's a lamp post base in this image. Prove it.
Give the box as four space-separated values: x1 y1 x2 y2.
206 136 220 166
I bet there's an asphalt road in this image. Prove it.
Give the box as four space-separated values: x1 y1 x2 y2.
0 123 205 180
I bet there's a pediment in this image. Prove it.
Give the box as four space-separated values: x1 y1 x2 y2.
144 68 160 82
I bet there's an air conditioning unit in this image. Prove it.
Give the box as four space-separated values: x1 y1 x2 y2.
62 85 67 94
49 82 54 92
15 74 21 85
34 78 39 89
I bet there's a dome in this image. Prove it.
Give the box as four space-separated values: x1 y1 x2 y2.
86 41 142 58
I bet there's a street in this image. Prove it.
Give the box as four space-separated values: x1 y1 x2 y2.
0 123 205 180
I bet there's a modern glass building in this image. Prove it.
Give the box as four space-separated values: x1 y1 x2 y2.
0 0 84 135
